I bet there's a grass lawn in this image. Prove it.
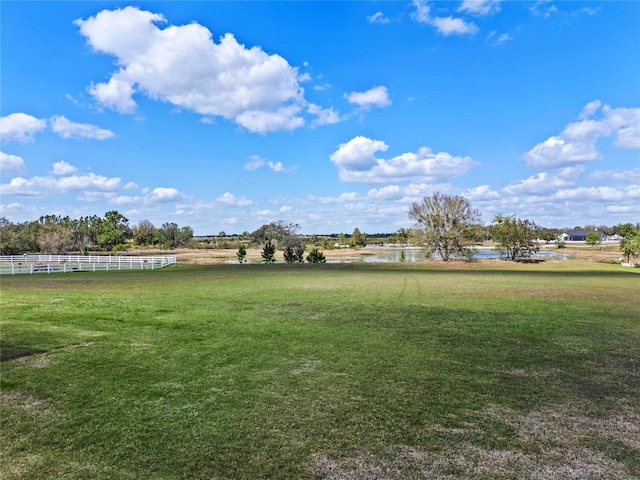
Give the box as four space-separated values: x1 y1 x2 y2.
1 262 639 479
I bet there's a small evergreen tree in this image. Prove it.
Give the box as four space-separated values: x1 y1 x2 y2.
261 240 276 263
237 245 247 263
283 245 296 263
295 245 306 262
306 247 326 263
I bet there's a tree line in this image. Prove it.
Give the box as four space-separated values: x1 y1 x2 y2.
0 212 193 255
2 195 638 262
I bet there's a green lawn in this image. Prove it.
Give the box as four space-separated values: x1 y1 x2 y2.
1 263 639 479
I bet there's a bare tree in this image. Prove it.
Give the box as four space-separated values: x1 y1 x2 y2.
408 192 481 261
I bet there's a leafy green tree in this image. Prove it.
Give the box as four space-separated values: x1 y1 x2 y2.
97 211 130 250
617 223 637 239
261 240 276 263
491 214 539 261
585 231 602 247
408 192 481 261
349 228 367 248
620 231 640 263
237 244 247 263
132 220 157 246
252 221 299 245
306 247 326 263
0 219 38 254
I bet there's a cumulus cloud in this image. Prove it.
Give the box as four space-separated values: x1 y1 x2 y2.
458 0 501 16
411 0 478 36
51 160 78 176
344 86 391 110
1 172 123 197
504 171 576 196
590 167 640 183
330 136 477 184
75 6 314 133
0 113 47 143
0 151 25 174
431 16 479 36
524 101 640 168
49 115 115 140
307 104 342 127
244 155 295 173
216 192 253 206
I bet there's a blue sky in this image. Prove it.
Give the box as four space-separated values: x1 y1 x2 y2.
1 1 638 235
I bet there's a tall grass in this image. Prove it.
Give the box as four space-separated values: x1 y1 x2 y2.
1 263 639 479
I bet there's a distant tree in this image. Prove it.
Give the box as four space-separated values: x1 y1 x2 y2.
585 232 602 247
295 245 306 262
350 228 367 248
0 219 38 254
283 245 296 263
97 211 130 250
178 226 194 247
617 223 637 239
620 230 640 263
408 192 481 261
306 247 326 263
132 220 157 246
252 221 299 245
237 244 247 263
261 240 276 263
491 214 539 261
38 224 74 254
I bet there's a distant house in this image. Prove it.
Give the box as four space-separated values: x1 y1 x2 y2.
560 230 607 242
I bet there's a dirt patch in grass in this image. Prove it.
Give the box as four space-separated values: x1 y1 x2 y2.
310 407 639 479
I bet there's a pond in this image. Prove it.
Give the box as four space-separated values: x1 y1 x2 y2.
352 249 567 263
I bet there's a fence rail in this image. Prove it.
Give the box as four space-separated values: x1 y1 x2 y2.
0 255 177 275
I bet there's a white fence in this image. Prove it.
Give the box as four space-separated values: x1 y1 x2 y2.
0 255 177 275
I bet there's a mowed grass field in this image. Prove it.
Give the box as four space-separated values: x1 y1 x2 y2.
1 262 639 479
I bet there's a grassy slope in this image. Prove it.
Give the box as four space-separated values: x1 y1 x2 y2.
1 263 639 479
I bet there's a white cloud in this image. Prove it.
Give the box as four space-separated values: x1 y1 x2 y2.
216 192 253 206
524 101 640 168
268 161 296 173
330 136 389 172
411 0 432 23
149 187 182 202
366 185 402 200
49 115 115 140
463 184 500 200
307 104 342 127
0 113 47 143
1 172 122 197
0 151 25 174
244 155 266 171
76 6 309 133
590 167 640 183
51 161 78 176
458 0 501 16
344 86 391 110
487 30 512 46
431 16 479 36
411 1 478 36
330 136 477 184
367 11 389 24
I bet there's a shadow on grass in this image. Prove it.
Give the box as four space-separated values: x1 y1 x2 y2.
204 262 638 278
0 343 47 362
